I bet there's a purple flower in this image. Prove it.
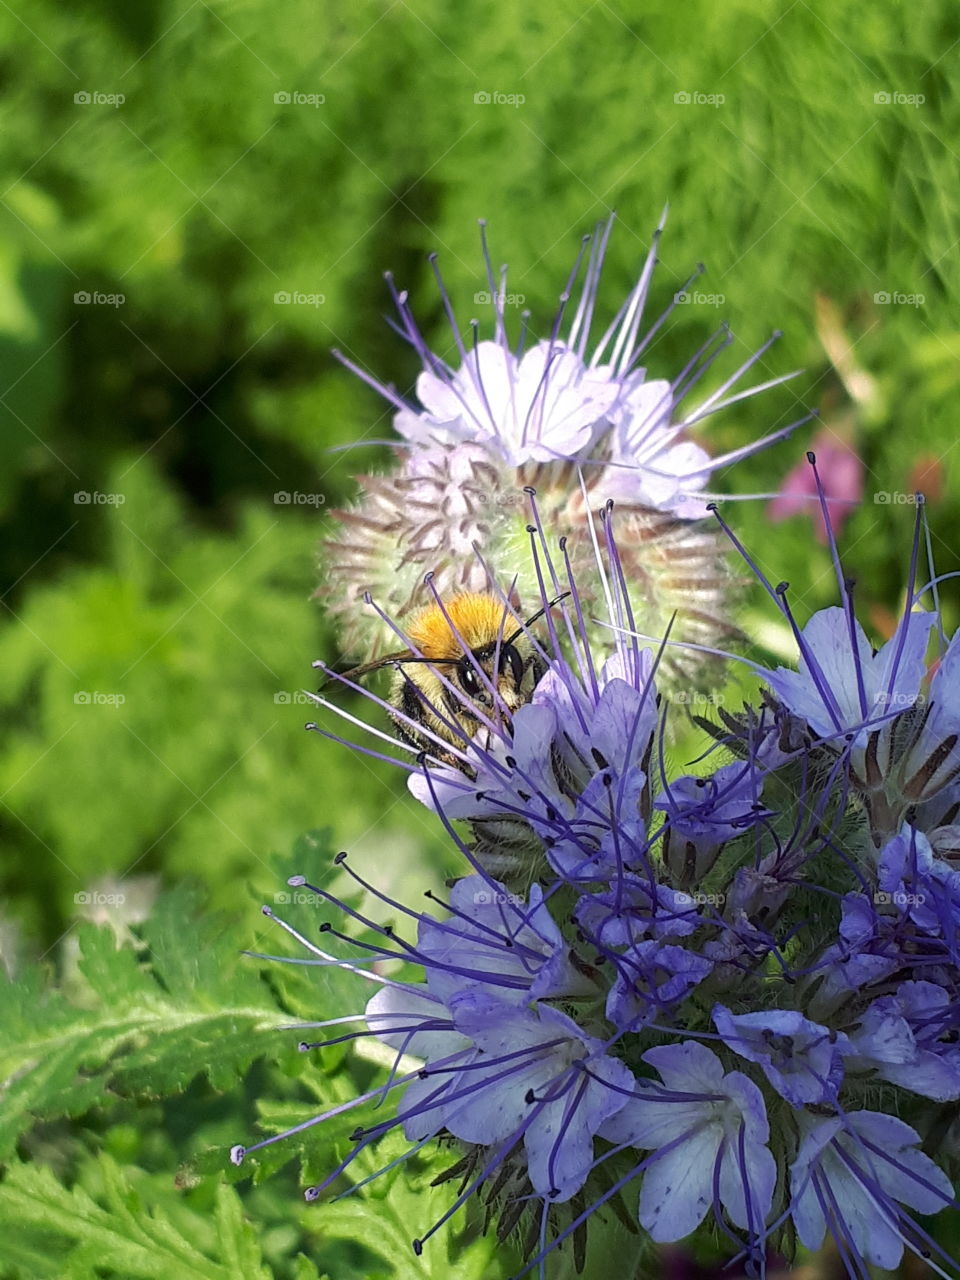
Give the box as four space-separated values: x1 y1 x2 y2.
537 650 658 785
877 823 960 938
418 875 599 1006
732 487 960 842
790 1111 954 1270
366 979 471 1062
573 876 701 947
606 942 713 1031
599 1041 776 1243
408 644 659 883
358 213 798 520
394 340 622 470
761 605 934 750
899 627 960 801
656 760 772 883
376 987 634 1202
847 980 960 1102
235 333 960 1280
713 1006 848 1106
544 767 651 883
406 696 564 825
807 894 899 1020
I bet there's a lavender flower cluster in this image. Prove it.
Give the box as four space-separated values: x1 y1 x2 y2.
231 221 958 1278
235 493 960 1277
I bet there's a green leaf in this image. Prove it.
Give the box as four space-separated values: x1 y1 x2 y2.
0 1155 271 1280
292 1257 324 1280
0 886 290 1158
312 1131 504 1280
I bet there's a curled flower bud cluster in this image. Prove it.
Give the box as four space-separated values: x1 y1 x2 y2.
322 214 807 688
235 486 960 1279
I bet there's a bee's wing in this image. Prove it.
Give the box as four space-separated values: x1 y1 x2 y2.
324 649 415 686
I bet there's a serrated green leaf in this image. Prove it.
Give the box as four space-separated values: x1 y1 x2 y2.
313 1132 503 1280
214 1181 275 1280
0 896 286 1157
0 1155 271 1280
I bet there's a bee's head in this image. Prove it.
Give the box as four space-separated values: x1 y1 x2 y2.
454 638 537 714
364 590 564 739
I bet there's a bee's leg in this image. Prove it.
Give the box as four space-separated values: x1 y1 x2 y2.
390 679 431 756
441 689 469 722
390 683 472 774
524 652 546 694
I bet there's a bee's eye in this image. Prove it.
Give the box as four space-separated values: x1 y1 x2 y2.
457 658 483 698
499 642 524 689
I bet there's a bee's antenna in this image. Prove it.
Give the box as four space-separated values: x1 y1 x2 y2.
504 590 571 646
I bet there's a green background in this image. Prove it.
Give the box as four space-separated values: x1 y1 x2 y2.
2 1 959 1276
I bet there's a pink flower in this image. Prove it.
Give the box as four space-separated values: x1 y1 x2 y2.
768 431 863 542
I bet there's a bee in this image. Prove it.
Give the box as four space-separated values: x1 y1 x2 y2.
329 592 566 765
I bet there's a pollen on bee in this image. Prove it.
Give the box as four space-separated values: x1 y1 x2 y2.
405 593 516 660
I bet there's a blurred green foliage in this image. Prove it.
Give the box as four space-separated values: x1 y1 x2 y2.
2 0 959 1275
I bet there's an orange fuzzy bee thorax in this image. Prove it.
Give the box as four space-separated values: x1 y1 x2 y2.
405 593 515 659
